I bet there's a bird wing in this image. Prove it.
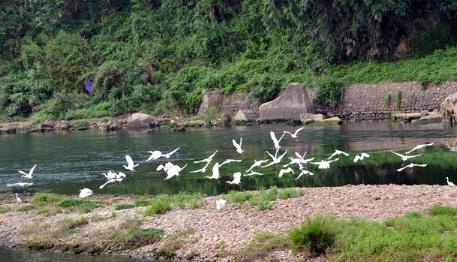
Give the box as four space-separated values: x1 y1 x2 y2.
18 170 28 176
221 159 241 166
329 158 339 163
361 153 370 158
310 161 320 166
165 147 180 158
294 127 305 136
29 164 37 175
328 152 337 160
278 131 286 142
391 151 406 158
126 155 134 166
232 139 240 150
270 132 278 144
396 166 408 172
353 155 361 163
284 131 293 136
266 151 275 160
276 150 288 161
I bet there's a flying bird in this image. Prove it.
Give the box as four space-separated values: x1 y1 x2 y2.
353 153 370 163
270 131 286 151
79 188 93 198
206 163 221 180
147 147 180 161
246 159 269 172
310 159 339 169
163 163 187 180
278 167 295 178
284 127 305 139
191 151 217 173
390 151 422 162
124 155 139 171
396 163 427 172
261 149 288 168
244 171 263 176
227 172 242 185
232 138 244 154
18 164 37 179
284 152 314 168
446 177 455 186
220 159 242 167
7 182 33 187
99 172 126 189
328 150 349 160
405 143 433 155
295 170 314 180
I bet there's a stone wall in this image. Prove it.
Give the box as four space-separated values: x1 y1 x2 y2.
198 90 260 116
336 81 457 120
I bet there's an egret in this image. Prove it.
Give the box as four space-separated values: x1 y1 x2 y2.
310 159 339 169
353 153 370 163
261 149 288 168
270 131 286 151
206 163 221 180
278 167 294 178
405 143 433 155
244 171 263 176
216 199 227 210
284 152 314 168
232 138 244 154
284 127 305 139
7 182 33 187
396 163 427 172
246 159 268 172
391 151 422 162
124 155 139 171
18 164 36 179
79 188 93 198
295 170 314 180
191 151 217 173
446 177 456 186
147 147 180 161
220 159 242 167
15 193 22 203
99 172 126 189
227 172 242 185
328 150 349 160
164 163 187 180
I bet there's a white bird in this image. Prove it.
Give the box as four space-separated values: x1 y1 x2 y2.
246 159 269 172
147 147 180 161
163 163 187 180
220 159 242 167
18 164 36 179
102 170 118 180
391 151 422 161
295 170 314 180
270 131 286 150
244 171 264 176
284 127 305 138
232 138 244 154
79 188 93 198
206 163 221 180
446 177 456 186
216 199 226 210
310 159 339 169
284 152 314 168
405 143 433 155
396 163 427 172
15 193 22 203
7 182 33 187
278 167 295 178
227 172 242 185
124 155 139 171
261 150 288 168
328 150 349 160
99 172 126 189
191 151 217 173
353 153 370 163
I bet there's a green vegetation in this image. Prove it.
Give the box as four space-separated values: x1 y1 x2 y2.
156 227 200 258
114 203 136 210
237 232 288 261
57 199 99 213
17 204 37 212
1 1 457 119
227 187 304 211
144 193 204 216
396 90 402 111
33 193 63 204
109 218 164 249
58 217 89 235
0 205 10 214
286 206 457 260
384 94 392 109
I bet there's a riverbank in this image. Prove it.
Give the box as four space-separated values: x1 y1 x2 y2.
1 184 456 261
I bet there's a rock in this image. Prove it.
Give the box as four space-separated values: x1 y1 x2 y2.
198 90 260 117
441 92 457 126
259 83 313 121
412 112 442 124
314 116 342 125
392 112 422 123
199 90 224 114
98 119 121 131
300 113 324 124
55 120 71 130
40 120 56 129
233 110 257 125
127 113 154 129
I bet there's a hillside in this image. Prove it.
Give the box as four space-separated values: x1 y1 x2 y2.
1 0 457 121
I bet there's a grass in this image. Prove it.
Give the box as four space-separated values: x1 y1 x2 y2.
286 206 457 260
237 232 289 261
226 187 304 211
33 193 63 204
0 205 10 214
57 199 98 213
144 193 204 216
17 204 37 212
114 203 136 210
109 218 165 249
157 227 200 257
58 217 89 235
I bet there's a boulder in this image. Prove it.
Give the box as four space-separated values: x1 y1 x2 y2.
199 90 224 114
55 120 71 130
392 112 422 123
412 112 442 125
300 113 324 124
127 113 154 129
441 92 457 126
233 110 258 121
315 116 343 125
259 83 313 121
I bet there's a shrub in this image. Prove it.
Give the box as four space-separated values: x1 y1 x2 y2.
33 193 63 204
144 196 172 216
288 217 336 255
314 80 343 107
396 90 402 111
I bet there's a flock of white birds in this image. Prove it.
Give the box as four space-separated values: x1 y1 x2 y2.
7 127 456 205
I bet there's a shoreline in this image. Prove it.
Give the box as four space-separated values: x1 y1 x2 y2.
1 184 456 261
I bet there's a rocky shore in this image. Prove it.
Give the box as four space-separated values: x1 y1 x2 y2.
0 184 456 261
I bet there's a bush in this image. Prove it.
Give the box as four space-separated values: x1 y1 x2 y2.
288 217 336 255
314 80 343 107
33 193 63 204
144 196 172 216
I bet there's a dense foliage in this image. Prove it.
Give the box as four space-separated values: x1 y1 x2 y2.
1 0 457 119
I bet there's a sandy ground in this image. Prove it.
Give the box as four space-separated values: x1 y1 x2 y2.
1 184 456 261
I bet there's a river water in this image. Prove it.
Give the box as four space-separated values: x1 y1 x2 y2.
0 121 456 197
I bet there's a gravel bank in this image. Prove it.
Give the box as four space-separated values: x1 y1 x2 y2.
0 184 456 261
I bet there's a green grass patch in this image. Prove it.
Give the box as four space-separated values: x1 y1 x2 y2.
114 203 136 210
57 199 98 213
33 193 63 204
17 204 37 212
59 217 89 235
227 187 304 211
428 205 457 217
144 197 172 216
143 193 204 216
110 219 164 249
0 205 10 214
134 199 150 207
289 217 336 255
238 232 289 261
